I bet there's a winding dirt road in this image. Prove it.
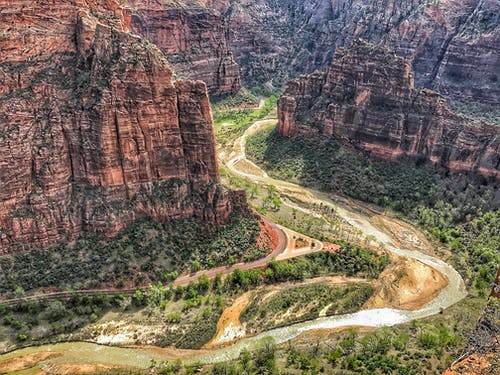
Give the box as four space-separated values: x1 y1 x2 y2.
0 117 468 368
190 118 468 363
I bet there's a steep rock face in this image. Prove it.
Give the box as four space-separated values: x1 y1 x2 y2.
0 0 246 250
128 0 241 95
207 0 499 104
277 40 500 178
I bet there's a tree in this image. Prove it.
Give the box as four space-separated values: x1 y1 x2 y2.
249 184 258 199
190 260 201 273
264 184 282 211
197 274 210 295
213 273 223 294
13 285 25 298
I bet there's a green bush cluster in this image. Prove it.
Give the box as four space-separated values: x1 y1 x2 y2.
247 128 499 295
210 89 259 109
223 246 387 293
211 313 471 375
0 293 128 342
212 344 277 375
450 100 500 126
0 213 262 295
241 282 373 331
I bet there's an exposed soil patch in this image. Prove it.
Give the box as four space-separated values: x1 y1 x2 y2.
234 159 266 177
205 292 251 348
367 256 448 310
443 353 498 375
371 214 437 256
256 219 280 252
0 351 61 373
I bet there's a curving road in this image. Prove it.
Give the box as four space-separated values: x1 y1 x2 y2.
191 118 468 364
0 216 320 306
0 117 467 367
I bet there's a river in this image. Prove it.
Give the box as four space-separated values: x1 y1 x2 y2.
0 119 467 371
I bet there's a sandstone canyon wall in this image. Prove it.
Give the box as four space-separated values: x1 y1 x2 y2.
206 0 499 105
0 0 246 250
277 40 500 178
127 0 241 95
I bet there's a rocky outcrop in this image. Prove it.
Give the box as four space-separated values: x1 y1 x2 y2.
444 269 500 375
0 0 246 250
277 40 500 178
206 0 500 105
127 0 241 95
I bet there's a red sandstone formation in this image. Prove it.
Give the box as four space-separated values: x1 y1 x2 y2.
127 0 241 95
0 0 246 250
204 0 500 105
277 40 500 178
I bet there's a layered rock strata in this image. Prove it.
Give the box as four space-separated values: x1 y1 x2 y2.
277 40 500 178
205 0 500 104
0 0 246 250
128 0 241 95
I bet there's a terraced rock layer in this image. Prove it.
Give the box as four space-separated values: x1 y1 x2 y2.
128 0 241 95
0 0 246 250
277 40 500 178
207 0 500 105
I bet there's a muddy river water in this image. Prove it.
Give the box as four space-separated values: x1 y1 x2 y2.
0 119 467 371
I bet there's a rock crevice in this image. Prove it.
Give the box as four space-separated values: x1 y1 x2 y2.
0 0 245 250
277 40 500 178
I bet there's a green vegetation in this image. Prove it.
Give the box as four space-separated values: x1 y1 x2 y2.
0 274 226 349
247 127 499 295
0 244 385 351
210 89 259 109
204 296 488 375
241 282 373 332
214 95 277 146
0 293 131 346
0 213 263 295
450 100 500 126
222 246 387 294
211 343 278 375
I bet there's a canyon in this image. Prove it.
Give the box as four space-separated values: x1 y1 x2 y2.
127 0 241 95
277 40 500 178
207 0 500 105
0 1 498 373
0 0 246 250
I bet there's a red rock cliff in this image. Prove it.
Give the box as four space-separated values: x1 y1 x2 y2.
204 0 500 105
277 40 500 178
0 0 246 250
127 0 241 95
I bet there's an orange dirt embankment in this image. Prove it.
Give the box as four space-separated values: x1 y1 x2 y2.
204 292 251 348
0 351 61 373
366 256 448 310
207 276 369 348
257 218 280 252
443 353 497 375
